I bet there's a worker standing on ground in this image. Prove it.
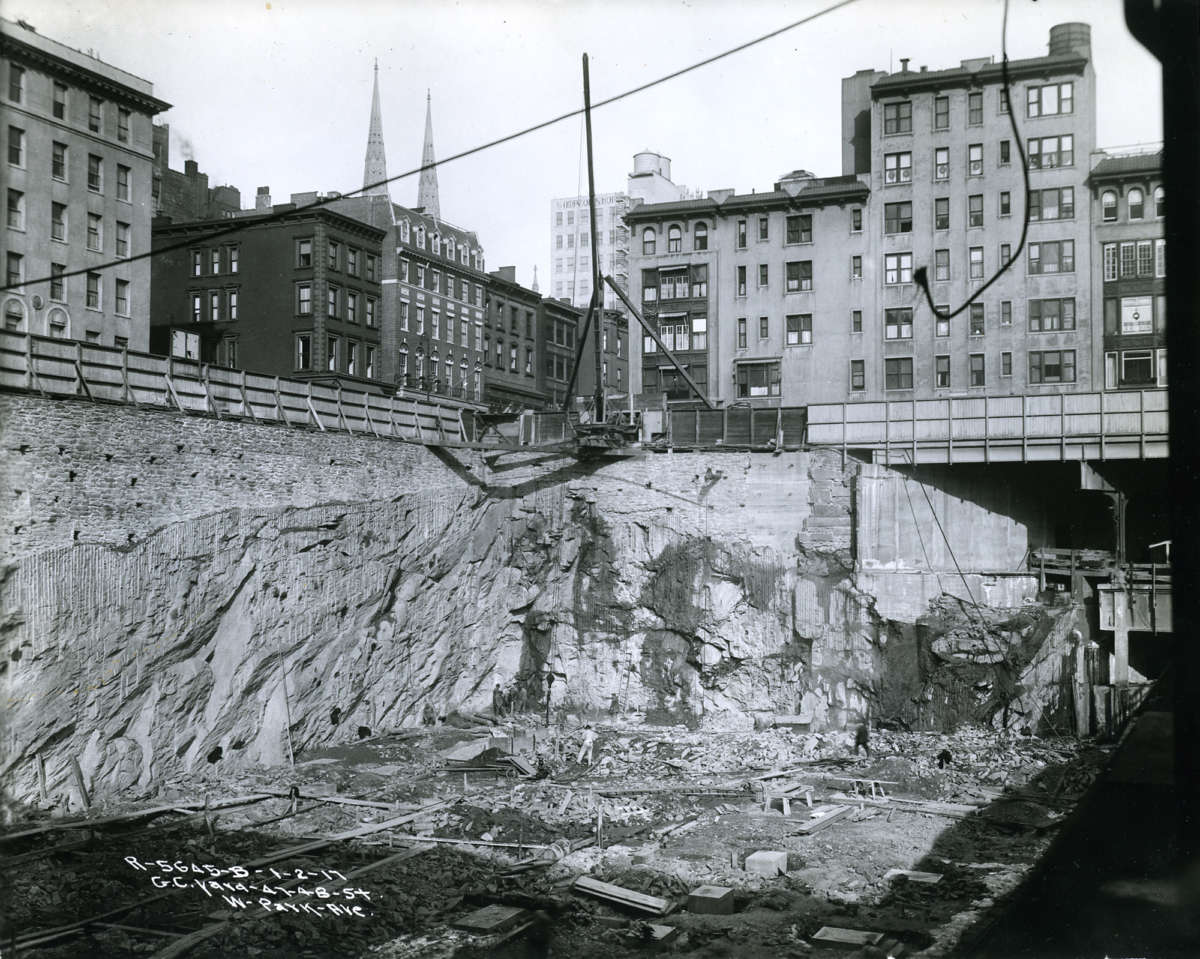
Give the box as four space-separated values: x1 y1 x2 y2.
492 682 505 719
577 723 597 766
854 720 871 757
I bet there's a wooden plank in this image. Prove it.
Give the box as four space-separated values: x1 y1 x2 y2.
793 804 852 835
884 869 943 884
812 926 884 946
258 790 397 811
452 904 528 934
573 876 672 916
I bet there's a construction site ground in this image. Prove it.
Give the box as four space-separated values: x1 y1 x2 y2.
2 715 1113 958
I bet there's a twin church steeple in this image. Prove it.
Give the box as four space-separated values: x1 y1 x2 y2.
362 65 440 219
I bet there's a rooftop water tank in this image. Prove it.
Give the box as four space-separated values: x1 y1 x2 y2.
1048 22 1091 57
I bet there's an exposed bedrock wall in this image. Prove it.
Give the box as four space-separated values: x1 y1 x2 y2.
1 394 876 807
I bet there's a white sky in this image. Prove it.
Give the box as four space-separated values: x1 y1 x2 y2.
14 0 1162 289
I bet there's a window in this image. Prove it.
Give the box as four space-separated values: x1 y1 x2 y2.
297 283 312 314
52 81 67 119
1027 134 1073 168
1119 241 1137 278
366 254 377 281
88 96 103 132
509 344 518 372
758 264 769 287
691 264 708 297
327 336 340 372
431 309 440 340
1102 242 1118 281
786 314 812 346
935 354 951 388
1029 298 1076 332
328 285 342 318
885 308 913 340
759 315 769 339
1156 239 1166 278
416 264 426 286
1001 301 1012 326
87 213 102 251
1000 242 1011 264
737 265 747 296
969 353 985 387
851 310 862 333
641 227 656 255
1121 350 1155 385
884 201 912 234
737 219 747 248
328 241 340 270
366 297 377 328
1027 240 1074 275
1000 139 1011 165
786 214 812 244
6 251 23 288
884 253 912 285
432 270 441 293
850 360 865 391
86 271 100 309
968 91 982 125
116 221 129 257
297 239 312 268
851 208 863 232
968 194 983 227
1027 81 1073 117
884 151 912 184
7 126 23 166
1029 349 1076 384
1029 187 1074 221
346 341 358 376
999 191 1011 216
1101 190 1117 221
110 278 129 316
6 64 23 103
50 263 65 301
52 141 67 180
969 303 985 335
969 247 984 280
968 143 983 176
228 290 239 321
347 291 359 324
210 248 220 274
935 309 950 338
1128 187 1145 220
934 96 949 130
117 108 130 143
885 357 913 390
88 154 102 192
228 246 238 273
786 260 813 292
737 317 747 349
208 290 220 322
934 249 950 282
6 188 22 230
935 146 949 180
694 222 708 250
190 293 202 322
1154 186 1165 218
758 216 769 241
736 361 781 398
346 248 359 276
851 255 863 279
1001 352 1012 376
934 197 949 230
884 100 912 134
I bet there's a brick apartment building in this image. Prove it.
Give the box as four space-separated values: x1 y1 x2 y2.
151 123 240 221
628 22 1099 408
483 266 542 409
540 296 582 408
150 195 385 386
1088 149 1165 390
2 17 169 349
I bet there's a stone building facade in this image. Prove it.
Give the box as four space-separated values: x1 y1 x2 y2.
1087 150 1165 390
2 18 169 349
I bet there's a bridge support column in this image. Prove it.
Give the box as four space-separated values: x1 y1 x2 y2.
1112 590 1130 686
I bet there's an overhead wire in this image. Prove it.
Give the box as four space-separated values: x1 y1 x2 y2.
914 0 1030 320
2 0 862 295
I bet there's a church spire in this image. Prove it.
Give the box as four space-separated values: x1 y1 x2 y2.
363 60 389 197
417 89 440 219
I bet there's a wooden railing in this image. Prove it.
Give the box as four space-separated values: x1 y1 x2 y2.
806 390 1168 464
0 332 477 444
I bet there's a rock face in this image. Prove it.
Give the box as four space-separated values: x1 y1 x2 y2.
0 395 1079 808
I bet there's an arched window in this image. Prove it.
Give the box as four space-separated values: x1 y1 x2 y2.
667 225 682 253
398 344 409 383
1128 187 1144 220
446 237 455 260
400 220 410 242
47 307 69 339
642 227 656 256
3 297 25 332
693 222 708 251
1154 186 1165 218
416 225 425 248
1101 191 1117 222
444 353 453 385
432 232 441 255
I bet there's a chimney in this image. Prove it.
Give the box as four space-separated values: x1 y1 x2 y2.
184 159 198 176
900 57 910 72
256 186 271 212
920 65 928 73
